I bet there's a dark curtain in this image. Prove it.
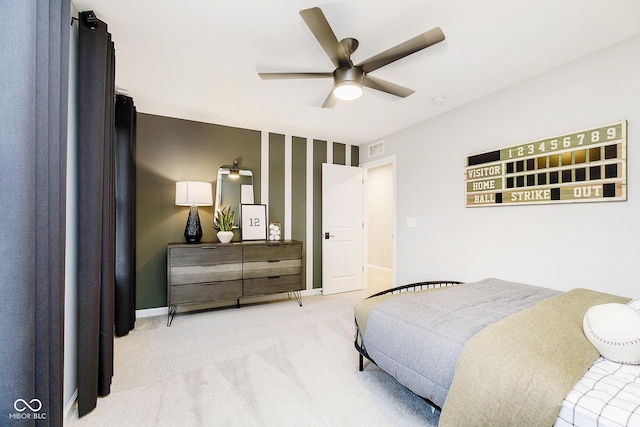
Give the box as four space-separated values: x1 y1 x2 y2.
0 1 70 426
76 11 116 417
115 94 137 337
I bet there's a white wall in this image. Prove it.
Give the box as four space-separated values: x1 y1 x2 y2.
367 163 394 269
362 35 640 298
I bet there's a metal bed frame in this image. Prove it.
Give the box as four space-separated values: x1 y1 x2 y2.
354 280 463 407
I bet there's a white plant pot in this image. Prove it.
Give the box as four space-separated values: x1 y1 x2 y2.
217 231 234 243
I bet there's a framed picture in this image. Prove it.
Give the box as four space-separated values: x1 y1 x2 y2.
241 204 267 240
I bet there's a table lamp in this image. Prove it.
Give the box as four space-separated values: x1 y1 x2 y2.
175 181 213 243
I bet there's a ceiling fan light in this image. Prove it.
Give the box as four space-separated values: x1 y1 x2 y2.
332 66 365 101
334 82 363 100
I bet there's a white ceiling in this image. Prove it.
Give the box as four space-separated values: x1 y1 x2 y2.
71 0 640 145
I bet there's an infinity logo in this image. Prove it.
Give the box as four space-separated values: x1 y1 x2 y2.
14 399 42 412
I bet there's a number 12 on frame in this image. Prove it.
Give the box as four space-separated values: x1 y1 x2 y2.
241 204 267 240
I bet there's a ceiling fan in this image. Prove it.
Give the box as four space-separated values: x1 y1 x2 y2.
258 6 445 108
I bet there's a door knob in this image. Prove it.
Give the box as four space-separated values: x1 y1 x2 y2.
324 232 335 239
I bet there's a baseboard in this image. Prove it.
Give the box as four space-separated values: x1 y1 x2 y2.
136 306 168 318
135 288 323 318
63 389 78 422
368 264 392 273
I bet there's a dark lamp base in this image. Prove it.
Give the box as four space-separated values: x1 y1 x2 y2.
184 206 203 244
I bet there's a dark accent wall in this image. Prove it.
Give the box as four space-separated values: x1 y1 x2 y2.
136 114 360 307
333 142 346 165
292 136 307 289
351 145 360 166
313 139 327 289
136 114 261 308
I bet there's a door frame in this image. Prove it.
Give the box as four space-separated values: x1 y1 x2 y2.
360 155 397 288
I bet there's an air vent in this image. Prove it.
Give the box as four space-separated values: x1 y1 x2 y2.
368 141 384 157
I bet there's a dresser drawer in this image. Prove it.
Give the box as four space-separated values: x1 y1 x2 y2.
243 275 302 297
170 263 242 285
170 280 242 304
169 245 242 267
242 242 302 262
242 259 301 279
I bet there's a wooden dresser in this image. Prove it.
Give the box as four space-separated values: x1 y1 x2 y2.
167 240 303 325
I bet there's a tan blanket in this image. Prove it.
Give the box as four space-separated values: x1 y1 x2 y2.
354 292 397 336
439 288 629 427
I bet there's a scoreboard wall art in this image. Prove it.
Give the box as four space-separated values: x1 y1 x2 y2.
465 120 627 207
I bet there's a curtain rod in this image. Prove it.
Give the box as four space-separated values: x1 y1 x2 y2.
71 10 98 28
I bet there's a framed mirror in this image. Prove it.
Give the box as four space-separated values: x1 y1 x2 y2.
214 166 254 227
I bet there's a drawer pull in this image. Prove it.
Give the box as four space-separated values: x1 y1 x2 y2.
268 276 281 279
200 246 217 249
267 259 280 263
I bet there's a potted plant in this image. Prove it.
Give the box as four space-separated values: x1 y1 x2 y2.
214 206 235 243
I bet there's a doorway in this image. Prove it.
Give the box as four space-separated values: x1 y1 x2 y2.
320 157 395 295
364 157 395 293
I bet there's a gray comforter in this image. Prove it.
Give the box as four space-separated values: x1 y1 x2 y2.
360 278 561 408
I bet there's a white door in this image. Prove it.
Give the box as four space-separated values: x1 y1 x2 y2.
322 163 365 295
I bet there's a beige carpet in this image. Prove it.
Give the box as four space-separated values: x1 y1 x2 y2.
65 268 440 426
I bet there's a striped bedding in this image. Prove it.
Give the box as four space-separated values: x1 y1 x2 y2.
555 357 640 427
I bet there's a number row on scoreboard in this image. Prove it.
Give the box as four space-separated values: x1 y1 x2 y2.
500 122 623 160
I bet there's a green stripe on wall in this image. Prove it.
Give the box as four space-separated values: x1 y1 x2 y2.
351 145 359 166
292 136 307 288
268 133 285 229
313 139 327 289
333 142 346 165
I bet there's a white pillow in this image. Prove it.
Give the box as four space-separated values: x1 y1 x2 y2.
628 298 640 312
583 303 640 364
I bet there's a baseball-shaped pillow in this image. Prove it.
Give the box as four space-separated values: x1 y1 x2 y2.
583 303 640 364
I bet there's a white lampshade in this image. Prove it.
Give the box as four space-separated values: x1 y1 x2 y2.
175 181 213 206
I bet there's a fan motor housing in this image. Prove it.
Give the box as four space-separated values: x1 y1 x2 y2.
333 66 364 85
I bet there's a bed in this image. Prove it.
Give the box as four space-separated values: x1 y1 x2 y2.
354 278 640 426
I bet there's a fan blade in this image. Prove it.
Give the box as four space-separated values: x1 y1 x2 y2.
321 90 338 108
363 75 415 98
357 27 445 74
258 72 332 80
299 7 348 68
